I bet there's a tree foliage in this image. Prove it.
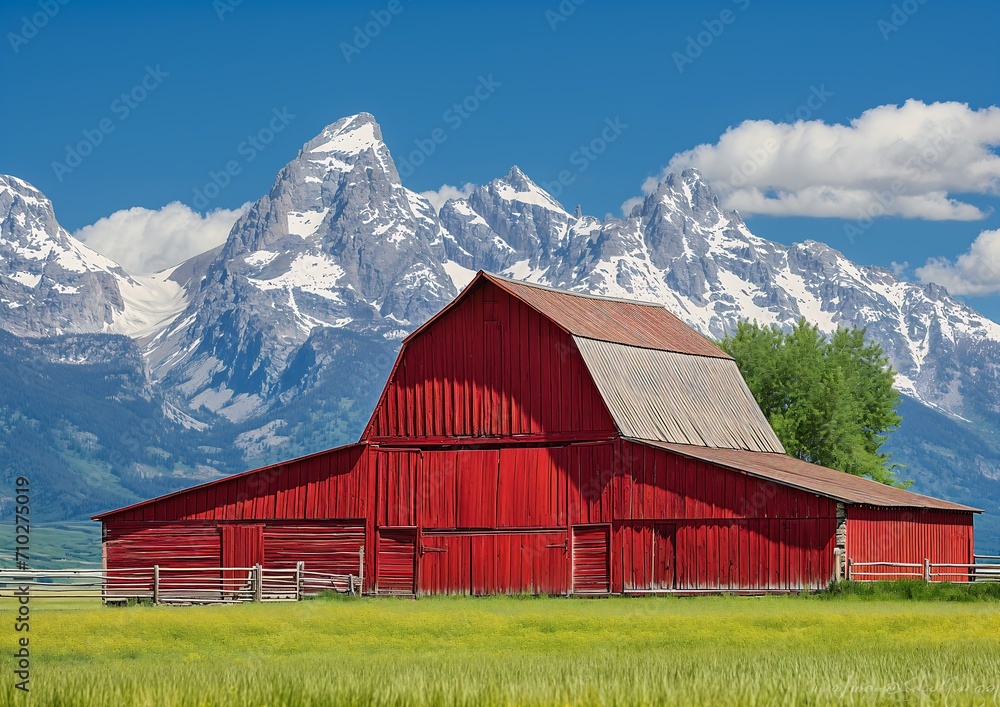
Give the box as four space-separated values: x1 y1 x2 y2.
720 319 907 487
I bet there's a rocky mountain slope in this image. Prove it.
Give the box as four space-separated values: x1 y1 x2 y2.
0 175 188 339
145 113 456 424
1 113 997 549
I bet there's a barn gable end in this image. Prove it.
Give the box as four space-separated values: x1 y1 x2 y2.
364 276 617 440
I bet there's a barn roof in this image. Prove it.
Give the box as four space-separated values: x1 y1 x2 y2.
575 338 784 453
461 272 781 453
480 273 732 358
637 440 981 512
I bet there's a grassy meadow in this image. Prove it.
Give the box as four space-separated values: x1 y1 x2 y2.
1 589 999 706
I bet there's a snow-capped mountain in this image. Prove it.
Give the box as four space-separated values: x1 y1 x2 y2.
440 166 601 279
0 175 188 338
145 113 457 422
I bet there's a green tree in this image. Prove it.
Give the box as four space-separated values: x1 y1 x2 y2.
720 319 907 487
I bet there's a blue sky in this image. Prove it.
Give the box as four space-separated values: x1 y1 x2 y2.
2 0 999 319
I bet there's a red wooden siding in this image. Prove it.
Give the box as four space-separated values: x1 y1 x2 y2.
572 525 610 593
375 449 419 527
613 440 837 522
365 280 616 440
609 441 837 591
263 522 364 576
566 443 615 525
376 528 416 594
104 522 223 593
418 530 569 596
99 445 368 523
847 507 975 581
613 519 835 592
221 525 263 585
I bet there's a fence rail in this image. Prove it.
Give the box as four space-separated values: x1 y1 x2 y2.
0 549 365 604
846 556 1000 583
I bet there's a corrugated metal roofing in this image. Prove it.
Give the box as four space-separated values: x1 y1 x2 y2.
483 273 732 358
636 440 981 512
576 338 785 453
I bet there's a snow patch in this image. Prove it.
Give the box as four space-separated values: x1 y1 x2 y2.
310 121 380 155
10 272 41 288
442 260 478 290
286 208 330 238
495 182 566 213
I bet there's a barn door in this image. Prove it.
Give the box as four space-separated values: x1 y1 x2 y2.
652 524 676 590
572 526 610 594
418 534 472 595
376 528 416 595
220 524 264 592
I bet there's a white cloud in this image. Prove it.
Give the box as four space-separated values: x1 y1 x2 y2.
632 100 1000 221
419 183 475 213
75 202 247 274
620 195 644 216
916 229 1000 295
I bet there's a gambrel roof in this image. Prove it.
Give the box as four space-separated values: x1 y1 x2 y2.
473 273 784 454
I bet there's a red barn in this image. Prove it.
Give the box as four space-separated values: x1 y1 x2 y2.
94 272 978 595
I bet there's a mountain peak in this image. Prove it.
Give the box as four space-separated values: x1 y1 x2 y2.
305 112 385 157
488 166 566 214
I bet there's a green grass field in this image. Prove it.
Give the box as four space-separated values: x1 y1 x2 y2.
2 591 999 706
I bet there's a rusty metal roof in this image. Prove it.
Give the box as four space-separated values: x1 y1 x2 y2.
576 338 784 453
636 440 981 512
483 273 732 358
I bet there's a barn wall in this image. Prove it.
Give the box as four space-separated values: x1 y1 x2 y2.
847 507 975 581
101 444 370 523
609 441 838 591
365 280 617 440
105 522 222 570
367 441 838 594
104 520 365 577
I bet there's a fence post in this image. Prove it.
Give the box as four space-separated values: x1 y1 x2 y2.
846 558 852 581
152 565 160 605
254 564 263 602
924 558 931 582
358 546 365 597
295 561 304 601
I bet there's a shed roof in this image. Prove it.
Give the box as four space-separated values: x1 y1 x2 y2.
637 440 980 512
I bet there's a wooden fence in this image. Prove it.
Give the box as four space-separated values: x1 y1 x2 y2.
0 549 365 605
846 555 1000 582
